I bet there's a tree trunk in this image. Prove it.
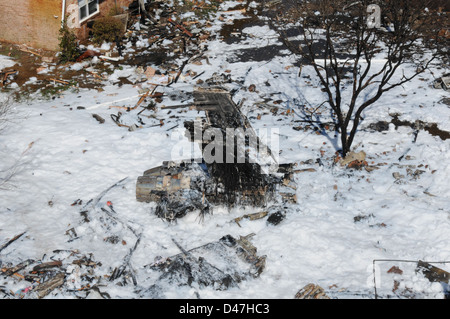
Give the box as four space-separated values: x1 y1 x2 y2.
340 131 349 157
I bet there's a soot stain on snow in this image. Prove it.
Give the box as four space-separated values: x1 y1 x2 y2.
220 17 264 44
390 114 450 141
227 44 290 63
219 0 263 45
218 6 293 63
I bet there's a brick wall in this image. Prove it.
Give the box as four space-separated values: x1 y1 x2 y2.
0 0 62 51
0 0 134 51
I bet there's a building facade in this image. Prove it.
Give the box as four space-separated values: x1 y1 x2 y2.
0 0 134 51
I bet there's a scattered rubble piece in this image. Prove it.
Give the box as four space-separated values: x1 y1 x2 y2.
0 70 18 88
392 172 405 180
294 283 330 299
1 259 34 277
142 234 266 298
416 261 450 298
49 78 69 85
340 151 367 168
35 273 66 299
76 50 101 62
293 168 316 173
92 114 105 124
0 250 105 299
168 18 194 37
433 74 450 90
387 266 403 275
266 211 285 226
76 177 128 224
144 66 156 79
353 213 374 223
136 159 211 220
233 211 268 227
33 260 63 272
19 48 42 57
41 56 54 63
406 167 426 180
110 111 143 131
100 55 121 62
367 121 390 132
416 261 450 284
109 235 142 286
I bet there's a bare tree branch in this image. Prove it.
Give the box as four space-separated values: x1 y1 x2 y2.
271 0 448 156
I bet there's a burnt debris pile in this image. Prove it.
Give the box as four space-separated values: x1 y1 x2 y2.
142 234 266 298
194 87 277 207
137 87 297 221
136 160 213 221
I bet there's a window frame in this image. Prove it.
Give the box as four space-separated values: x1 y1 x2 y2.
78 0 100 23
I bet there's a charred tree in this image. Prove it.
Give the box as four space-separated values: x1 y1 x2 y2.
272 0 449 156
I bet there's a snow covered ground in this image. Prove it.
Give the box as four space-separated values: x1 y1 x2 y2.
0 1 449 299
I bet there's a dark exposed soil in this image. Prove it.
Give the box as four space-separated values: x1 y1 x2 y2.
0 42 110 99
389 114 450 140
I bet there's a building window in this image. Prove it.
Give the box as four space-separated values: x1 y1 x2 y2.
79 0 99 22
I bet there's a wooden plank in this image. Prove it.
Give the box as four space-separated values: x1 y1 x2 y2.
99 55 121 62
1 259 34 277
0 232 26 253
160 104 193 110
35 273 65 299
0 70 18 87
49 78 69 85
20 48 42 57
32 260 63 272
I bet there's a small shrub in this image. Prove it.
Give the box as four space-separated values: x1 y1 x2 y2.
58 18 80 63
0 94 16 190
108 6 124 16
0 94 12 132
91 16 124 45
